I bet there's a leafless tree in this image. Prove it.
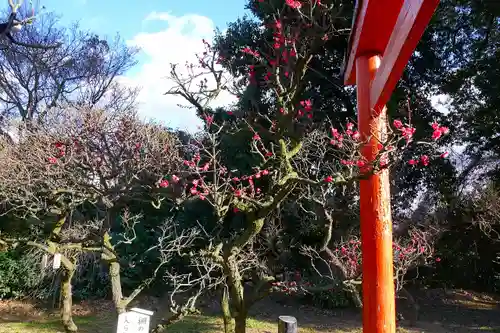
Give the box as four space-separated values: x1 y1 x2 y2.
157 10 448 333
102 211 220 323
0 107 180 217
0 9 139 140
283 127 440 323
468 184 500 239
0 106 181 332
0 0 61 50
150 221 226 332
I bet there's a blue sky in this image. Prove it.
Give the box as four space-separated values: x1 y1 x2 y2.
29 0 250 131
40 0 249 39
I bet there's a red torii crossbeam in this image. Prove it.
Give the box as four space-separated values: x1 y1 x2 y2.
342 0 440 332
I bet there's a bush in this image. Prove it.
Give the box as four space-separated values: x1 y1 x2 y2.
308 288 351 309
0 249 50 299
430 186 500 292
297 275 352 309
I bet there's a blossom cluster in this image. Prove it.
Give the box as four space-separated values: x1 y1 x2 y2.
270 231 438 296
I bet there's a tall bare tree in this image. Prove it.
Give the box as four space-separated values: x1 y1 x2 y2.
0 9 139 138
0 0 61 50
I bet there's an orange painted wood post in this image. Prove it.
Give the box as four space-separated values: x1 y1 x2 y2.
356 54 396 333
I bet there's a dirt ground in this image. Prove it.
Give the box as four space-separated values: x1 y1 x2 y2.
0 288 498 332
233 288 500 332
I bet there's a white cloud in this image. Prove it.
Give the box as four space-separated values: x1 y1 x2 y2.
122 12 237 132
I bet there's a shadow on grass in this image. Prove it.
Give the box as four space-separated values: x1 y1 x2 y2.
0 316 113 333
0 311 445 333
166 315 222 333
409 288 500 332
2 289 500 333
0 314 221 333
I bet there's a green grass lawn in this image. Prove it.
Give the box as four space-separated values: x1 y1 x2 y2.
0 315 111 333
2 289 500 333
0 314 421 333
0 315 290 333
0 315 315 333
4 313 500 333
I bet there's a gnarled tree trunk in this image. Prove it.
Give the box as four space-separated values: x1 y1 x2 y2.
234 310 248 333
109 259 127 314
61 266 77 333
101 232 129 333
225 259 247 333
221 285 234 333
101 231 129 333
398 287 419 326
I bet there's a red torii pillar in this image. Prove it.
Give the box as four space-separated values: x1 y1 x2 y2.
342 0 440 332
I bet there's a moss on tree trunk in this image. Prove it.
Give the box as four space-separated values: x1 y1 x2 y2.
219 216 271 333
223 258 248 333
61 267 77 333
221 285 234 333
109 260 126 314
102 232 127 315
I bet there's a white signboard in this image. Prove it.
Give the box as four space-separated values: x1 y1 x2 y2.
41 254 48 270
53 253 61 269
116 308 154 333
